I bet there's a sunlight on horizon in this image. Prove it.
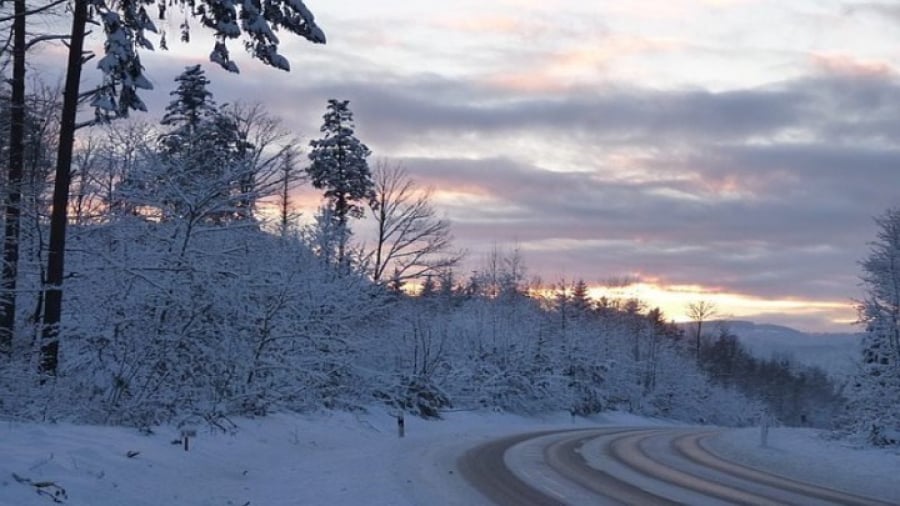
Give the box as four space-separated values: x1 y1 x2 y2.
585 282 856 332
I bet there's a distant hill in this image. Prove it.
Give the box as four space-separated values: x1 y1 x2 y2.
681 320 862 377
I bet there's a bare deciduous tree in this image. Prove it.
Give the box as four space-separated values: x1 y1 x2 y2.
0 0 67 356
367 161 463 284
687 300 717 362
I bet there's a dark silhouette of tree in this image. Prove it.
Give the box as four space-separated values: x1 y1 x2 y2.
1 0 68 356
0 0 27 356
368 162 462 284
687 300 716 362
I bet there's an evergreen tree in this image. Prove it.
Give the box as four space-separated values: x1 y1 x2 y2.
386 267 405 294
306 99 375 265
437 269 458 303
571 279 592 314
128 66 254 223
306 206 343 266
160 65 216 136
848 207 900 445
419 274 436 297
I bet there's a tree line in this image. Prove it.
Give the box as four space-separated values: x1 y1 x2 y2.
0 66 764 427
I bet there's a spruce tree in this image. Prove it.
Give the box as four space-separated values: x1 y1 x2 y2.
160 65 216 137
848 207 900 445
571 279 592 314
123 66 253 223
306 99 375 265
162 66 243 221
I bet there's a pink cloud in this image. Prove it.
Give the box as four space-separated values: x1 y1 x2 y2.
810 53 895 78
481 35 684 93
436 15 526 34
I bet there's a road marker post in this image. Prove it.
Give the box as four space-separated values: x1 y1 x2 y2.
181 428 197 452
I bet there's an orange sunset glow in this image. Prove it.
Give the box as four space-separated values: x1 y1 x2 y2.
585 282 856 329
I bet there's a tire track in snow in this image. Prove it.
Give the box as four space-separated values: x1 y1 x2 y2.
459 427 894 506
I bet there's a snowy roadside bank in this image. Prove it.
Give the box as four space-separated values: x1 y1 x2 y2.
0 408 657 506
0 408 577 506
2 409 897 505
705 426 899 503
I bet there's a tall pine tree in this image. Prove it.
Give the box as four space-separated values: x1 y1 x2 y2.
306 99 375 266
848 207 900 445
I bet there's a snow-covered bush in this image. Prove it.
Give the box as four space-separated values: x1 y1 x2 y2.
373 374 451 419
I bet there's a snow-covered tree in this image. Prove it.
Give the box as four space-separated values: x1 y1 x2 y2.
117 67 296 228
0 81 60 357
1 0 68 355
40 0 326 375
306 99 375 266
305 206 344 266
159 65 216 134
847 207 900 445
222 102 304 232
152 66 253 222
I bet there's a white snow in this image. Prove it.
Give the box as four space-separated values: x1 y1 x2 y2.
704 426 900 502
1 409 897 505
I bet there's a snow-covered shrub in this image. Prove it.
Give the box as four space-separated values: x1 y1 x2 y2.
20 216 384 425
373 374 451 419
563 360 611 416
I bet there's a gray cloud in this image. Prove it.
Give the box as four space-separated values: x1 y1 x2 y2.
845 2 900 24
39 26 896 330
413 146 890 295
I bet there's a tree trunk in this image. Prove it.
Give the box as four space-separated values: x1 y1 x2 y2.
1 0 27 357
373 197 387 282
335 138 347 267
40 0 89 374
695 320 702 363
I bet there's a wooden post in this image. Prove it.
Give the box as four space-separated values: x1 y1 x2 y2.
397 414 405 438
181 429 197 452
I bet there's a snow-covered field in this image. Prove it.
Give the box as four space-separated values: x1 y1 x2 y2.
1 408 897 506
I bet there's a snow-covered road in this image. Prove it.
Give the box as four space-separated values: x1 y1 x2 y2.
2 409 898 505
460 427 894 505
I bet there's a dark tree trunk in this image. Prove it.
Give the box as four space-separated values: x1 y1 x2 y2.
335 137 347 266
1 0 27 357
695 320 703 363
40 0 89 375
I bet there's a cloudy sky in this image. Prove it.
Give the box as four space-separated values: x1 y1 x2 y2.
40 0 900 331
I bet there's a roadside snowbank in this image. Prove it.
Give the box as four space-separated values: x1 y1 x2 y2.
705 426 899 502
0 408 584 506
2 409 896 505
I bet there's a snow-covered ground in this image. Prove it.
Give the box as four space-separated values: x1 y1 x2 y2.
705 426 900 502
1 408 897 505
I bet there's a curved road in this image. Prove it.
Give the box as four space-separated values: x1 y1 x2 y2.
458 427 894 506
